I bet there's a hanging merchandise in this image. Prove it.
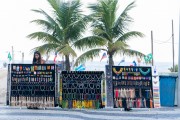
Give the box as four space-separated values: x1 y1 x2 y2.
61 71 104 109
112 66 154 108
10 64 56 108
152 66 160 108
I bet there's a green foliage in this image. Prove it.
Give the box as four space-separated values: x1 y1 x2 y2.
75 0 145 66
28 0 145 68
168 64 178 72
28 0 89 70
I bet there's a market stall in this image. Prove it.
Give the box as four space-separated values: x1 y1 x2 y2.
112 66 154 108
10 64 56 108
60 71 105 109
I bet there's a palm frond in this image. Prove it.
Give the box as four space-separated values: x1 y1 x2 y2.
31 19 55 32
31 9 63 37
73 36 107 50
89 0 119 41
111 41 129 53
27 32 61 44
30 43 59 54
64 15 89 40
101 0 117 29
92 28 111 41
47 0 86 41
56 0 81 29
47 0 60 14
121 49 145 57
74 48 107 66
112 1 136 37
31 9 57 26
58 44 77 57
116 31 144 42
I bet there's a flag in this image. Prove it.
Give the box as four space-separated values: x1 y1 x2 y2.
75 64 83 71
77 67 85 71
118 57 125 65
132 60 137 66
137 57 141 64
54 52 57 63
100 52 107 62
144 53 153 63
75 64 85 71
8 52 12 61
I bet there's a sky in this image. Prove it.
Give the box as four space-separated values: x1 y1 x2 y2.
0 0 180 64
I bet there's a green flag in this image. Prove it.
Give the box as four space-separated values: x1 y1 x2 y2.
147 53 153 60
8 52 12 61
144 53 153 63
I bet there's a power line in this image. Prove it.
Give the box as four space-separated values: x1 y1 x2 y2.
154 35 172 44
154 41 178 45
153 35 179 45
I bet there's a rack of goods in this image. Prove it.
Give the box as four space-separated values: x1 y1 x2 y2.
10 64 56 108
61 71 105 109
112 66 154 108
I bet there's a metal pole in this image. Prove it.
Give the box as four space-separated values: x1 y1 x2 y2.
178 12 180 107
22 52 24 63
11 46 14 63
151 31 154 66
172 20 175 72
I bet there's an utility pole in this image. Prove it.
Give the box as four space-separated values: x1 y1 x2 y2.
11 46 14 63
172 20 175 72
151 31 154 66
22 52 24 63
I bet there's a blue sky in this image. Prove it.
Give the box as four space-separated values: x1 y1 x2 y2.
0 0 179 64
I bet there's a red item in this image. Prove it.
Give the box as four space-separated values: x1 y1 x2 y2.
54 52 57 63
115 89 119 98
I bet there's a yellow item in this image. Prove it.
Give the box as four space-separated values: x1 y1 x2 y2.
82 101 85 108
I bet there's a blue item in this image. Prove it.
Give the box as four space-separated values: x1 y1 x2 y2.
159 76 177 107
75 64 85 71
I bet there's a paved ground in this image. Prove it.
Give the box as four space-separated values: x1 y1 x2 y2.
0 70 179 120
0 106 180 120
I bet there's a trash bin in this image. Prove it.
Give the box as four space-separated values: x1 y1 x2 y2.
159 76 177 107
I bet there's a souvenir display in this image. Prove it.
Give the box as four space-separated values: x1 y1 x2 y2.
61 71 104 109
152 66 160 108
10 64 56 108
112 66 154 108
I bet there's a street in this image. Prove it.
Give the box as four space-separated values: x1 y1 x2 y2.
0 106 179 120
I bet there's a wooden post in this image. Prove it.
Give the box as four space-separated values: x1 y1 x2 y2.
151 31 154 66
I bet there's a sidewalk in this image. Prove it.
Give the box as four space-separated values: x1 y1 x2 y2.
0 106 180 120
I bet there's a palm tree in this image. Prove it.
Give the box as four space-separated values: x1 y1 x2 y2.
74 0 145 66
27 0 91 70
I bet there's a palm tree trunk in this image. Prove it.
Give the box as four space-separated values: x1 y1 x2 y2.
65 55 71 71
108 54 114 66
